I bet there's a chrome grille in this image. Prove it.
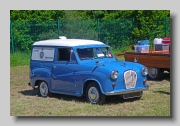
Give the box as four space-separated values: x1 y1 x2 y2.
124 70 137 89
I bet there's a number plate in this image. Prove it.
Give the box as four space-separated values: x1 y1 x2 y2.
123 92 142 99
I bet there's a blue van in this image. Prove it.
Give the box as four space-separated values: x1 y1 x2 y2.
28 37 149 104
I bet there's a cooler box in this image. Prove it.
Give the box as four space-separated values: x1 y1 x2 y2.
154 38 162 44
154 44 169 51
134 45 150 53
162 37 170 52
162 37 170 44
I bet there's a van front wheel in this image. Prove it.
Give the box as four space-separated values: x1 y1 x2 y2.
86 82 105 104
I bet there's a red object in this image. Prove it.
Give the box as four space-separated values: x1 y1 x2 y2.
162 37 170 44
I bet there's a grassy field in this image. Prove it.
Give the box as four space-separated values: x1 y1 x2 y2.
10 65 170 116
10 51 31 67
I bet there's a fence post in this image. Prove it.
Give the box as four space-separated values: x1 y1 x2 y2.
164 16 167 37
58 19 60 37
132 17 134 42
10 20 14 54
97 18 100 41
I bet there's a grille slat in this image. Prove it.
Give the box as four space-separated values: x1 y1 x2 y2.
124 70 137 89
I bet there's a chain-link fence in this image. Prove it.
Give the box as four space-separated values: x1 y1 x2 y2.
10 17 170 53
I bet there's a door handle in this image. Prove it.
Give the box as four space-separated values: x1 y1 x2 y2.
53 66 56 69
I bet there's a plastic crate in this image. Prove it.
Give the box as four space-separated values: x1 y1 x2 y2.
134 45 150 53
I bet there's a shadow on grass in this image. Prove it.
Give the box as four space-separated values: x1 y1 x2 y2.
153 90 170 95
105 95 142 105
163 72 170 82
20 89 86 103
20 89 38 96
20 89 140 105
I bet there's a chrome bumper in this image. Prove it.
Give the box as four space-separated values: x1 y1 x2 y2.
105 86 149 96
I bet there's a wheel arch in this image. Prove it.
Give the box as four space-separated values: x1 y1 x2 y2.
31 68 52 87
83 79 104 95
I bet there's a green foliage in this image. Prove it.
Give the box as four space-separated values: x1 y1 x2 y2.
12 20 34 51
100 18 134 48
131 10 170 41
38 30 58 40
60 19 97 40
10 10 170 53
10 10 65 20
11 20 59 52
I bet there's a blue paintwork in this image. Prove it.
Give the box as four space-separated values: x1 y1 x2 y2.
29 44 148 97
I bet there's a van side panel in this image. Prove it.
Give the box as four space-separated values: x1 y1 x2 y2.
30 68 52 88
30 46 55 89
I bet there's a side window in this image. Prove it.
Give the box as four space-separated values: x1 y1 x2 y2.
57 48 71 61
31 47 54 61
77 48 94 60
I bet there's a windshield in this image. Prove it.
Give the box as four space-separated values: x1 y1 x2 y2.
77 47 113 60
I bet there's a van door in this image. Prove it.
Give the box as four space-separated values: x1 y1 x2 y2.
51 47 78 93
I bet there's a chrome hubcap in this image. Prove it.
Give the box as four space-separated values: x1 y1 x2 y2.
40 82 48 97
88 87 99 103
148 68 158 78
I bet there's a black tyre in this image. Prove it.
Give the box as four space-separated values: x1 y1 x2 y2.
86 82 105 104
147 67 164 80
38 81 52 97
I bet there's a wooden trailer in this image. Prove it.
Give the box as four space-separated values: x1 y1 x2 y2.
123 51 170 80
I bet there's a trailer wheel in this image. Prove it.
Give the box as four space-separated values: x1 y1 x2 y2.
147 67 164 80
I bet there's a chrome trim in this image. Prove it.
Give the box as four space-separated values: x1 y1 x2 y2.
124 70 137 89
105 86 149 96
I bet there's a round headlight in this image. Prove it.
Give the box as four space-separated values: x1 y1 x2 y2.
110 70 118 80
142 67 148 76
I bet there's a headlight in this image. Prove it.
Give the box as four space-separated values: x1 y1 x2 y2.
142 67 148 76
110 70 118 80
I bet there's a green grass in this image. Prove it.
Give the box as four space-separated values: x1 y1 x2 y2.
10 51 31 67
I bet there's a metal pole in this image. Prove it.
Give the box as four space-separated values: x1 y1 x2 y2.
58 19 60 37
132 17 134 42
164 16 167 37
10 20 14 54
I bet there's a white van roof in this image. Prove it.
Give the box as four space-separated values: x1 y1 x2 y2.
33 38 105 47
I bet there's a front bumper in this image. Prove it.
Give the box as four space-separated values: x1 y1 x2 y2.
105 86 149 96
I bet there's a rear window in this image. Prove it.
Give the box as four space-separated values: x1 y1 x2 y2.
31 47 55 61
